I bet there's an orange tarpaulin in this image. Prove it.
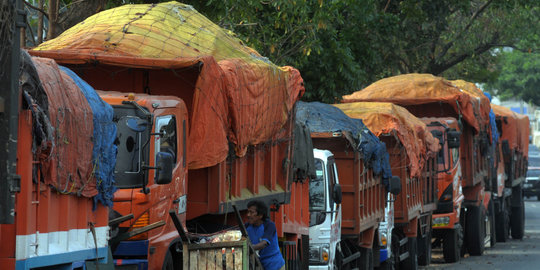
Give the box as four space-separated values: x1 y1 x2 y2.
334 102 440 178
30 2 304 169
492 104 530 157
450 80 491 128
32 57 97 197
342 74 491 134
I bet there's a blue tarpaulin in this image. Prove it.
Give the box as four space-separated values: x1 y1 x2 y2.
483 93 499 144
60 66 117 208
296 101 392 180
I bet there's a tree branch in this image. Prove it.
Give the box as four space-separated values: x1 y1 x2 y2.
277 24 313 53
274 35 308 64
489 44 539 54
24 1 49 19
430 32 500 75
436 0 493 60
383 0 391 13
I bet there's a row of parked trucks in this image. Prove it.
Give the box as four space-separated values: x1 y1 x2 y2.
0 2 530 270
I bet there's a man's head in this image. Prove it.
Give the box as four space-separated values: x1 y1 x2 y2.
247 200 268 226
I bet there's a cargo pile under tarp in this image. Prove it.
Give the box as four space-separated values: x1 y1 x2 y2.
21 52 117 206
334 102 440 178
30 1 305 169
295 101 392 179
342 73 491 135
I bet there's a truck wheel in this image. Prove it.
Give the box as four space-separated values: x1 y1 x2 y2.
511 203 525 239
443 224 463 263
359 247 374 270
400 237 418 270
417 229 431 266
334 247 342 270
162 250 174 270
466 205 485 256
495 198 510 242
488 199 496 248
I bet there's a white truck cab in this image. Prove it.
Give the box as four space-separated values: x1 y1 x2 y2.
309 149 342 269
378 192 395 266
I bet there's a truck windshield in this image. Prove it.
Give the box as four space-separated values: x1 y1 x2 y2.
309 159 326 211
112 105 150 189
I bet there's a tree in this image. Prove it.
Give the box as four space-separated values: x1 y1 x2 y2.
23 0 107 46
485 50 540 106
23 0 539 103
189 0 539 102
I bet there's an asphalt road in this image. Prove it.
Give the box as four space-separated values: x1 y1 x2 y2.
422 198 540 270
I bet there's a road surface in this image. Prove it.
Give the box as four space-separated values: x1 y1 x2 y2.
423 198 540 270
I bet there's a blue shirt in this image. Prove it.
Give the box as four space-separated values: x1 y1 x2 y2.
246 219 285 270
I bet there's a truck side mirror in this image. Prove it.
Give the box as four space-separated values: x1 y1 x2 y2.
389 176 401 195
447 130 461 149
333 184 342 204
155 152 174 184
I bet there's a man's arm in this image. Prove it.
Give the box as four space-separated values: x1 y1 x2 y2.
252 240 269 250
252 220 277 251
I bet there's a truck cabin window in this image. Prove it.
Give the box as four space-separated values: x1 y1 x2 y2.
309 159 326 212
112 106 150 189
155 115 177 164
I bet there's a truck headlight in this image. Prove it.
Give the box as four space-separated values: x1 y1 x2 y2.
309 244 330 264
433 216 450 227
379 231 388 247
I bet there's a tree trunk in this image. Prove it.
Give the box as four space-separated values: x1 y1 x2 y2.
46 0 59 40
37 0 44 44
20 0 26 47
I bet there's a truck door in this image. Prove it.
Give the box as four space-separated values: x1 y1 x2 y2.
328 158 342 267
153 114 187 215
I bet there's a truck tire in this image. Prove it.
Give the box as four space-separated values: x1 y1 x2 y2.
417 230 431 266
400 237 418 270
443 224 463 263
466 205 485 256
162 250 174 270
359 247 374 270
511 203 525 239
334 245 343 270
488 199 496 248
495 198 509 242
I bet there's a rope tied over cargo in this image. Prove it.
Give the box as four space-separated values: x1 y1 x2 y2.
0 2 14 78
455 100 464 132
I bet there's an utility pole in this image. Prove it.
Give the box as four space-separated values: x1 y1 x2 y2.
0 0 23 224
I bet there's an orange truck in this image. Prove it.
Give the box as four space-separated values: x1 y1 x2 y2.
342 74 497 261
336 102 440 269
296 101 399 269
492 104 529 241
0 52 115 269
31 2 308 269
420 118 464 262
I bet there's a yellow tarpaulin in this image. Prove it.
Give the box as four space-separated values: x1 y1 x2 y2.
334 102 440 178
31 2 304 169
342 74 489 134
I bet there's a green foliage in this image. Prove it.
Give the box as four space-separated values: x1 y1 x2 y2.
486 50 540 106
94 0 540 103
